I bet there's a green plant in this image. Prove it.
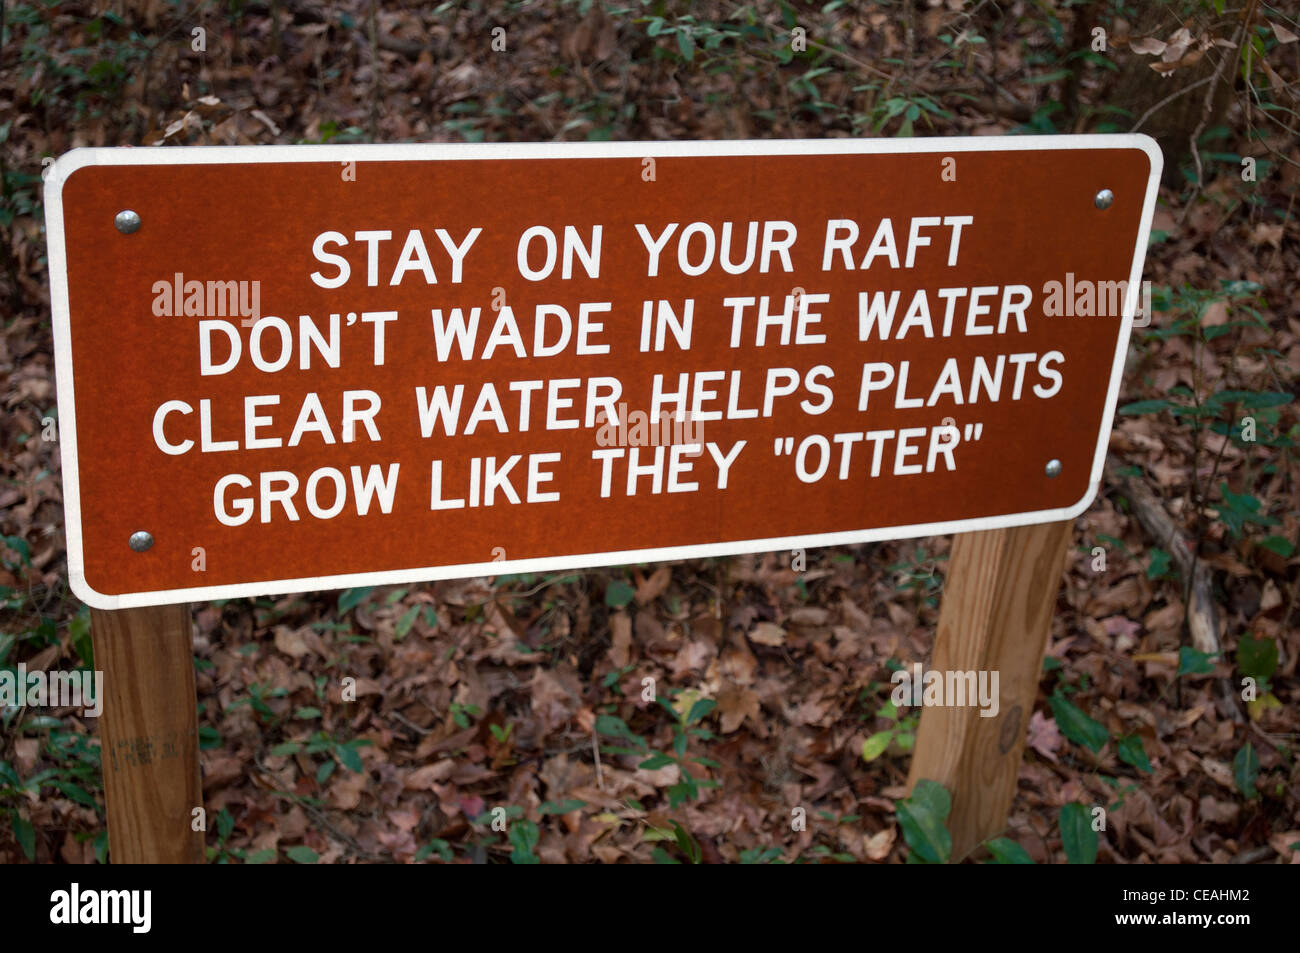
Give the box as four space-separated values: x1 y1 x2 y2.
862 94 952 138
603 578 635 608
1122 281 1294 551
11 2 149 120
883 546 948 609
270 730 372 784
984 837 1035 864
860 696 919 761
1237 633 1280 719
337 587 374 615
739 845 784 864
0 722 106 861
508 819 540 864
1146 546 1177 581
205 807 274 864
597 689 720 809
600 663 636 696
650 820 701 864
415 838 455 863
1117 735 1154 774
894 779 951 864
1178 647 1219 676
449 702 481 729
979 805 1107 866
1049 689 1109 754
1059 802 1099 864
1233 741 1260 799
228 681 289 727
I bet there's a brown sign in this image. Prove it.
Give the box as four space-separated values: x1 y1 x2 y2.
45 137 1161 608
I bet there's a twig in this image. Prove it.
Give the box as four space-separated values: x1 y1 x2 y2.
1242 74 1300 171
592 729 604 790
1183 0 1257 219
1106 461 1243 721
1249 721 1297 756
497 570 591 601
269 0 282 57
1107 462 1221 657
805 39 893 81
251 760 383 859
887 0 995 98
1229 845 1275 864
387 709 432 736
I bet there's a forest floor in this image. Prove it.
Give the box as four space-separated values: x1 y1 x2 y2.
0 1 1297 863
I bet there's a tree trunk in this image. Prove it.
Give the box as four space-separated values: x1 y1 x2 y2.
1108 13 1236 187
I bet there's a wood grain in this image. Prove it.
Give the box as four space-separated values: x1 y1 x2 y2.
91 604 204 863
906 521 1072 861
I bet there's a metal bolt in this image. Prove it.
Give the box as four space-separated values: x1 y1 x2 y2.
1045 459 1062 478
128 530 154 552
1094 189 1114 210
115 209 141 234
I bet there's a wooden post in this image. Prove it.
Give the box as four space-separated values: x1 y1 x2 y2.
91 604 204 863
906 520 1072 862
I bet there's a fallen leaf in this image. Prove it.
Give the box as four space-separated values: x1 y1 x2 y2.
530 667 582 732
1198 796 1239 824
609 611 632 667
788 607 829 626
14 738 39 776
1259 579 1282 613
1129 37 1166 55
716 687 759 733
404 761 455 790
864 826 895 861
1026 710 1062 763
1270 831 1300 860
635 566 671 605
1200 758 1235 791
1251 222 1284 249
1102 615 1141 639
749 622 786 646
330 770 368 810
671 639 715 676
273 626 310 659
1201 299 1229 327
200 754 243 789
1271 21 1298 44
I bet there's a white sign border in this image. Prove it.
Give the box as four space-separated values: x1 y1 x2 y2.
45 134 1163 609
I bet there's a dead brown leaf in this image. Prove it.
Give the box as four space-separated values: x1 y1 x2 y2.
749 622 786 646
716 687 760 733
